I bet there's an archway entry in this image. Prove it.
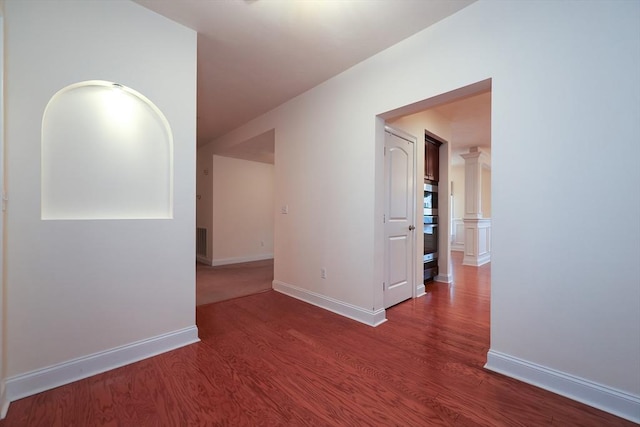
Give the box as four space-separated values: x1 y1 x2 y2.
379 78 492 309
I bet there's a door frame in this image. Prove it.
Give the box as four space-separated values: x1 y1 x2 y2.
0 13 7 418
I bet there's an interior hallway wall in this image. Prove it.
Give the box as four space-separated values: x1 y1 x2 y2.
198 1 640 420
210 155 274 265
3 0 197 404
0 3 6 418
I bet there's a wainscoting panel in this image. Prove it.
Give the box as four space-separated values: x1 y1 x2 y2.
462 218 491 266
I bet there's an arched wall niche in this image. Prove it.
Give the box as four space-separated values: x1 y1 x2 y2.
41 80 173 220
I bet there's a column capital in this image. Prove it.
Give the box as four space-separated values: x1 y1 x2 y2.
461 151 482 160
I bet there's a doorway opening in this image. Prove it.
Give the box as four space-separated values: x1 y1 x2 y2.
379 79 492 313
195 129 276 306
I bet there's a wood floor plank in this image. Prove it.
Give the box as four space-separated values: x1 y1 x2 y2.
0 253 635 426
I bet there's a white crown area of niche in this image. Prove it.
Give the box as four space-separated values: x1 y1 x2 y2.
41 80 174 220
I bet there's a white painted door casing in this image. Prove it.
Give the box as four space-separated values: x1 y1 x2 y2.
383 126 416 308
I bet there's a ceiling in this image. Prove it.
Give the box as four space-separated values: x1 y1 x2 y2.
134 0 476 150
429 91 491 165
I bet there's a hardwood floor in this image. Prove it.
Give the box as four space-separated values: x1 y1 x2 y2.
1 253 634 426
196 259 273 306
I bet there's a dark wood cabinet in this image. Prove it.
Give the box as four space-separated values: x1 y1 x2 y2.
425 135 441 182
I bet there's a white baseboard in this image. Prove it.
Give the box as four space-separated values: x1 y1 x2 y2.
5 326 199 406
211 254 273 266
416 284 426 298
451 244 464 252
0 383 8 420
273 280 387 327
434 273 453 284
463 253 491 267
485 350 640 424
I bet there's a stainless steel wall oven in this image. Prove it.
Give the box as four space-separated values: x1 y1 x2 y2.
423 215 438 261
423 181 439 282
423 183 438 216
423 214 438 282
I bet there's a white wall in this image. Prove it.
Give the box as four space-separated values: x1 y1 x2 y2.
210 155 274 265
3 0 197 404
0 3 6 418
199 0 640 420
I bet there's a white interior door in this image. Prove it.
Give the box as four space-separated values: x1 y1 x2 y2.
383 126 415 309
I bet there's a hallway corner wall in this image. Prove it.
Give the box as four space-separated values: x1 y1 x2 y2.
2 0 198 408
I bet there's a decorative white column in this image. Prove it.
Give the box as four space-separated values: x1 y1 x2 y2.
461 147 491 266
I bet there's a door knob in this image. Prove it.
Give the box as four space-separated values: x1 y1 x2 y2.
408 225 415 231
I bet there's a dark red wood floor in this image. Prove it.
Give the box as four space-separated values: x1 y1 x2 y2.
1 253 634 426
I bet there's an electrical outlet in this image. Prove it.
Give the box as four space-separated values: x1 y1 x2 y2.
321 267 327 279
281 205 289 214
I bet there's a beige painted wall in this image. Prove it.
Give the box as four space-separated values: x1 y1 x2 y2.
196 150 213 261
482 166 491 218
451 164 465 219
210 155 274 264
